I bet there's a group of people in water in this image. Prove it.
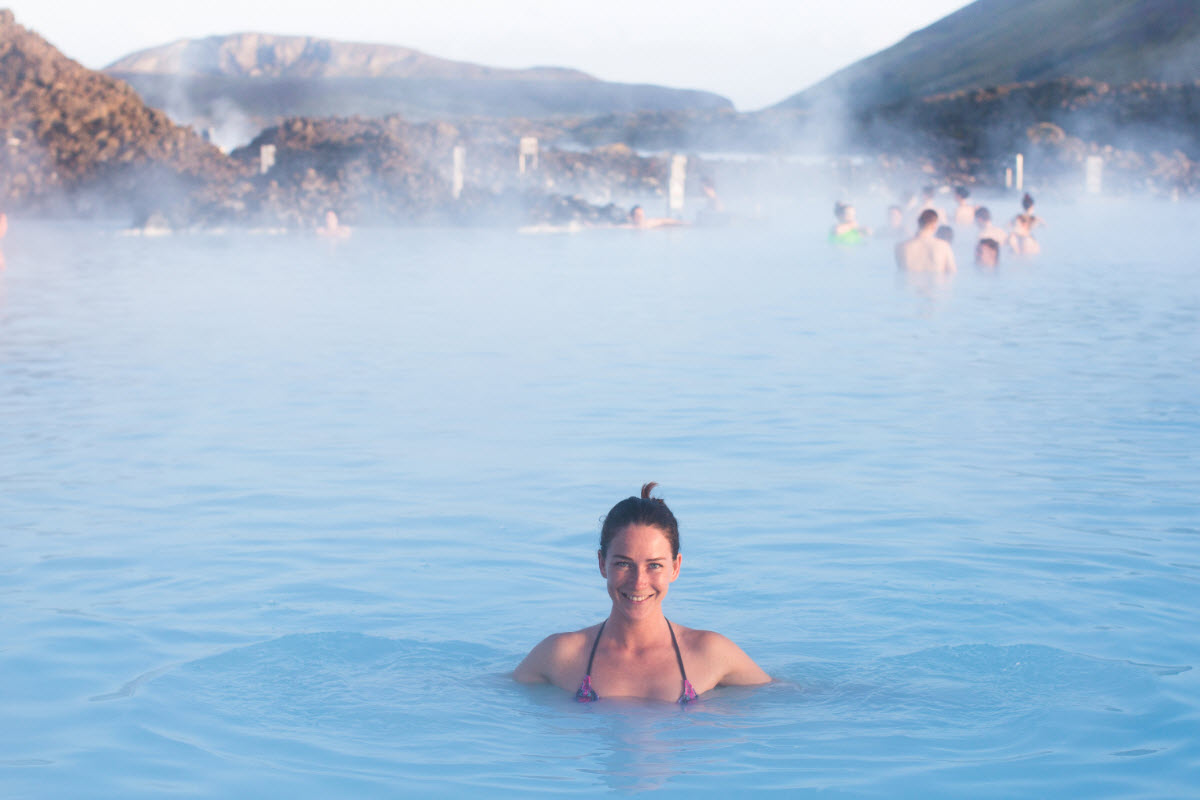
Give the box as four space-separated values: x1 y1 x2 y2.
831 187 1045 274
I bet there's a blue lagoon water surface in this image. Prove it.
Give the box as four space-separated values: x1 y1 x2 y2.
1 203 1198 797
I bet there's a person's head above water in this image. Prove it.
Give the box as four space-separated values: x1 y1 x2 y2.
833 202 859 225
936 225 954 243
599 482 679 559
917 208 940 231
513 482 772 699
628 205 645 225
1022 193 1035 212
955 186 970 201
975 206 992 224
921 185 937 201
976 238 1000 267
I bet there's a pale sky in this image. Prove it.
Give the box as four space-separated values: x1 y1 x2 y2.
5 0 971 110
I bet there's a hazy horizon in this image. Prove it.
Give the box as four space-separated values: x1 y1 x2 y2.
3 0 972 111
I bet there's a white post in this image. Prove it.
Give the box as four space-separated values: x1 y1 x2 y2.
668 154 687 216
1084 156 1103 195
260 144 276 175
1005 167 1013 189
518 137 538 174
1015 153 1024 191
452 146 466 199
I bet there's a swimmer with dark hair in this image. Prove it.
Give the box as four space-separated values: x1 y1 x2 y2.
896 209 956 273
974 206 1008 246
1017 193 1045 229
514 483 770 703
1008 214 1041 257
830 201 871 244
936 225 954 244
976 238 1001 268
953 186 977 225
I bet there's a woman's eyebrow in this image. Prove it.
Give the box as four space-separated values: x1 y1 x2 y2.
612 553 666 561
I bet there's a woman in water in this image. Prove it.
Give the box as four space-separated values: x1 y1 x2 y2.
514 484 771 703
829 202 871 244
1008 213 1041 257
1014 193 1046 231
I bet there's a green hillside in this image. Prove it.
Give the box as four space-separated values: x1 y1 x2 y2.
776 0 1200 110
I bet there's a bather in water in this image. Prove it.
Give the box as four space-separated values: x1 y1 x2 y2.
830 202 871 245
513 483 770 703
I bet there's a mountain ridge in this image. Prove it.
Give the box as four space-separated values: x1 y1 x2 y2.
775 0 1200 111
103 33 732 145
105 32 595 82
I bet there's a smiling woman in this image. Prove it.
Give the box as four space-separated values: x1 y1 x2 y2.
513 483 771 703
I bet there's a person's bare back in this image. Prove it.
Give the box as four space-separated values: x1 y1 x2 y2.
895 210 957 273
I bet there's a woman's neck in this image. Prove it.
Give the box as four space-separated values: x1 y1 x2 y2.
604 610 669 648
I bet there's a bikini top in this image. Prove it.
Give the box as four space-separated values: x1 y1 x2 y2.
575 618 698 704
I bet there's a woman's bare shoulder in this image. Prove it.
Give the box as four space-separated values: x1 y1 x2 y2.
513 624 599 684
676 625 740 655
675 624 771 686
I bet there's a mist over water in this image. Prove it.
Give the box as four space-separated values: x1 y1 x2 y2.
0 199 1197 796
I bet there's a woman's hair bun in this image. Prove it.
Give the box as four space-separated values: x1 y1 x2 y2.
601 482 679 557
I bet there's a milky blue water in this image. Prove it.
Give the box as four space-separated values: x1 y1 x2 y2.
1 200 1197 797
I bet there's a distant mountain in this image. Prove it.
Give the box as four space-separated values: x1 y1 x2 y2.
105 34 732 146
106 32 594 82
775 0 1200 111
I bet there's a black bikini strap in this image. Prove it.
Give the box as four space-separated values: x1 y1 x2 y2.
666 619 689 682
585 620 606 674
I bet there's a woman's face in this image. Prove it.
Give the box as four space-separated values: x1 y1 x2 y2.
599 524 681 619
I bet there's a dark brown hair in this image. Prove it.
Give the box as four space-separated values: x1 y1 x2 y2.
598 482 680 558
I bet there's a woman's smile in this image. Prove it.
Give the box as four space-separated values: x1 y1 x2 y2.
601 523 681 615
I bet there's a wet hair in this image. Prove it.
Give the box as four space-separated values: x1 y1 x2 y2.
955 186 970 200
1022 193 1035 211
921 185 936 199
975 206 991 223
833 201 852 222
599 482 680 559
935 225 954 243
976 238 1001 266
917 209 939 229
